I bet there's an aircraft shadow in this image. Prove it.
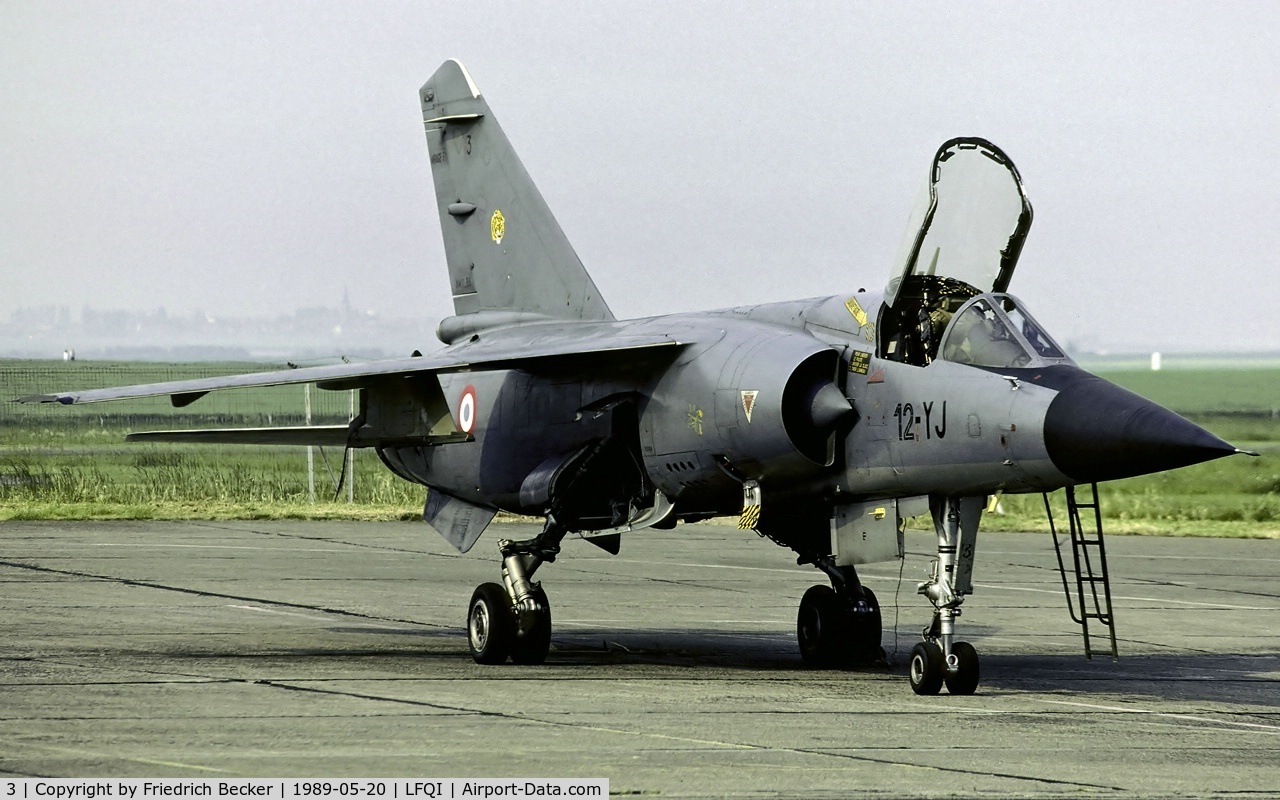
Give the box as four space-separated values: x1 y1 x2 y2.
133 621 1280 711
976 650 1280 708
543 626 1280 709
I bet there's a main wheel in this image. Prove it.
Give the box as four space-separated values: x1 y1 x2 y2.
847 587 884 665
909 641 945 695
468 582 516 664
944 641 980 695
510 586 552 665
798 585 848 668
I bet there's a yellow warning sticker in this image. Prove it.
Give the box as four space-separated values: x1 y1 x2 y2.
490 209 505 244
738 505 761 530
845 297 868 327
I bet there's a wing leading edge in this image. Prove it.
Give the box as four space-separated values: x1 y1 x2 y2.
17 332 684 407
124 425 353 446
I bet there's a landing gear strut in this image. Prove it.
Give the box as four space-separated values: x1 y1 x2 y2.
466 521 566 665
797 559 884 669
910 495 983 695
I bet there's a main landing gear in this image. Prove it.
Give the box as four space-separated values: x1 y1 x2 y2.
466 523 565 665
909 495 984 695
797 560 884 669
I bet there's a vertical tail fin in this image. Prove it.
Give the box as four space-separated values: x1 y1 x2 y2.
420 60 613 321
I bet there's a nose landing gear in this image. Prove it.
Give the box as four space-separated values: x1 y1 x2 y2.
910 495 984 695
908 629 980 695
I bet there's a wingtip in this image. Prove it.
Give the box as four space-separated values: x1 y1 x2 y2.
14 394 62 404
1236 447 1262 457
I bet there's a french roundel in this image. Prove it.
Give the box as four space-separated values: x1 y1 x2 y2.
458 386 478 434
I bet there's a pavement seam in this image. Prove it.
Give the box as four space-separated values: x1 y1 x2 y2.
250 680 1125 792
0 559 442 629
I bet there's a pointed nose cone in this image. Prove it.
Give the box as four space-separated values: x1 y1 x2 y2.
1043 371 1240 483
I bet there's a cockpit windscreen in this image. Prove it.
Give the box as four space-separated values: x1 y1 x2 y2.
1000 297 1065 359
940 295 1070 369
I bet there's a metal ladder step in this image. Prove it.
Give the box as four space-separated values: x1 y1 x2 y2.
1043 483 1118 661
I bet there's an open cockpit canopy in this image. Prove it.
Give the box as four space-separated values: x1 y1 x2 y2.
885 138 1033 308
879 138 1035 367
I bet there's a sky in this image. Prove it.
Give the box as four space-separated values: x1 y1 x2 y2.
3 1 1278 353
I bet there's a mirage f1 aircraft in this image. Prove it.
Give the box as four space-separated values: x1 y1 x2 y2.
23 60 1254 695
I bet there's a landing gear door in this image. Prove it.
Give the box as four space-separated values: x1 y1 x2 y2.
831 495 929 566
884 138 1033 309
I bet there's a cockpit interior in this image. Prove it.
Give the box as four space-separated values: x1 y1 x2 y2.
879 277 1069 370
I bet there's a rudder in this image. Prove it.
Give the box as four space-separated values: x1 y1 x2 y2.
420 60 613 321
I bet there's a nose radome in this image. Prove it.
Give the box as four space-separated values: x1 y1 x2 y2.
1041 369 1241 483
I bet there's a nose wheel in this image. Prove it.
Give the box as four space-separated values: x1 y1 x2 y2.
908 641 945 694
908 638 980 695
945 641 980 694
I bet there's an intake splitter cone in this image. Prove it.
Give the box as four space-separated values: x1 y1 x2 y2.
1038 367 1240 483
809 382 855 430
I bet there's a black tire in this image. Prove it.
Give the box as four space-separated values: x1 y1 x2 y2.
798 585 847 668
510 586 552 665
847 586 883 665
909 641 945 695
944 641 980 695
468 583 516 665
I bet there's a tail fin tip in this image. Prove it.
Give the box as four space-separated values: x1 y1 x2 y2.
420 60 614 322
421 59 481 111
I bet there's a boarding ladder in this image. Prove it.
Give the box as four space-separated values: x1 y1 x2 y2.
1043 483 1118 660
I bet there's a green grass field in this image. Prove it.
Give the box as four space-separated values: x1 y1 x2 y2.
1 359 1276 535
1083 366 1280 416
0 360 423 520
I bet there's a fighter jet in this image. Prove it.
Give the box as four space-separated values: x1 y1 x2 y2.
21 60 1254 695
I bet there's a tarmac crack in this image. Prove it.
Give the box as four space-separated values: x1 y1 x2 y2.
0 558 443 630
248 680 1125 792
